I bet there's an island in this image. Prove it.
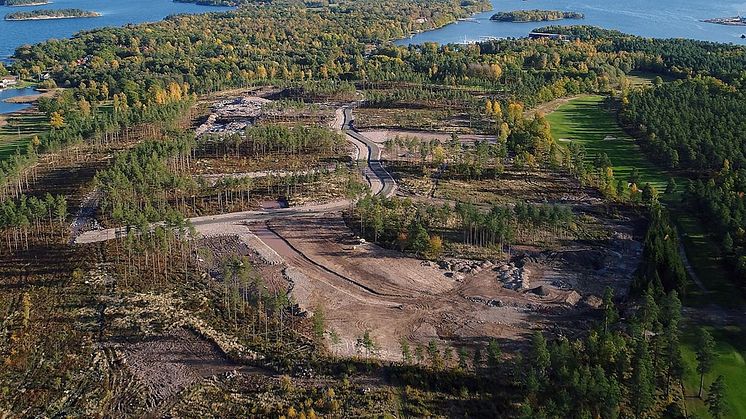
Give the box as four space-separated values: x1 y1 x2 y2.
4 8 101 21
173 0 239 5
702 16 746 26
0 0 51 6
490 10 584 23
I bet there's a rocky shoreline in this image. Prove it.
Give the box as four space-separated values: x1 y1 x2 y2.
702 16 746 26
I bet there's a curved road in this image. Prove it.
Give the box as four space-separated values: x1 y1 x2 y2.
343 106 397 198
74 106 396 244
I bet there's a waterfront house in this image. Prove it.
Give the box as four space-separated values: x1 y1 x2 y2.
528 32 568 40
1 75 18 89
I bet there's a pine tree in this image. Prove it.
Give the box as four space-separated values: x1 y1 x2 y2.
458 347 469 370
427 340 443 369
706 375 727 419
312 304 325 340
602 287 618 334
473 346 482 370
530 332 550 376
487 338 501 367
665 177 677 194
630 339 656 417
695 328 716 398
400 339 412 364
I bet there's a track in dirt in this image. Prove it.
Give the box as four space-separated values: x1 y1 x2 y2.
251 222 407 303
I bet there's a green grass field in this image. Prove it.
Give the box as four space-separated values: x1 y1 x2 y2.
546 95 669 192
673 210 745 309
0 112 47 161
547 95 746 418
681 325 746 419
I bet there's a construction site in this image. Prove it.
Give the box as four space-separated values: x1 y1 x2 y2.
69 86 644 368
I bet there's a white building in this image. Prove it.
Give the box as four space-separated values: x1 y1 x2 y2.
1 76 18 88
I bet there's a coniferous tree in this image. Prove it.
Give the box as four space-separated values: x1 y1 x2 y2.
706 375 727 419
630 339 656 417
696 328 716 398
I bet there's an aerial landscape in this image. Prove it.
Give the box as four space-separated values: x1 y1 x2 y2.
1 0 745 417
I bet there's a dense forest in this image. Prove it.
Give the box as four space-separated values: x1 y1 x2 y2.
353 196 575 256
621 77 746 170
686 166 746 279
537 26 746 84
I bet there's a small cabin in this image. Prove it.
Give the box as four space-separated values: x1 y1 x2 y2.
0 76 18 88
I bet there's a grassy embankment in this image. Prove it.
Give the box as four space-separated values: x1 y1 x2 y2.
547 94 746 419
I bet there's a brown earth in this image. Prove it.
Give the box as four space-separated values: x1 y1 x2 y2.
122 327 244 407
245 214 601 361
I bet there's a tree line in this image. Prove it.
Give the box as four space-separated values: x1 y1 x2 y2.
621 77 746 171
353 196 575 258
0 193 67 252
686 164 746 281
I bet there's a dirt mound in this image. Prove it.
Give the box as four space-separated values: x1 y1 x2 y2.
580 294 603 309
530 285 551 296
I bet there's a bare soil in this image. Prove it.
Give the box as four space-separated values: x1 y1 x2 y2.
524 95 583 119
122 327 242 406
247 214 607 361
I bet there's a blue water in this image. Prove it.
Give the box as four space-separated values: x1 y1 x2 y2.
0 87 38 114
398 0 746 45
0 0 232 58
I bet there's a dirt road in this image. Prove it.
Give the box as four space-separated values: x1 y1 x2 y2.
73 107 395 244
343 106 397 198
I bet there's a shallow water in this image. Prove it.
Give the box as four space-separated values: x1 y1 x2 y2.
0 87 37 114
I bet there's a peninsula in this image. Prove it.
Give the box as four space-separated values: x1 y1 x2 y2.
4 8 100 21
491 10 584 22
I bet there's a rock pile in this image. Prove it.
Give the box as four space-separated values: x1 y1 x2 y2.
494 262 531 290
436 258 495 276
239 232 283 265
432 257 534 290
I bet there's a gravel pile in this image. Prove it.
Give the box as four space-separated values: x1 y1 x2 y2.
239 232 283 265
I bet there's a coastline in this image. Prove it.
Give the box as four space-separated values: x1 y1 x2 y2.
702 21 746 26
700 16 746 26
397 3 493 41
2 89 55 103
5 13 101 21
6 1 51 6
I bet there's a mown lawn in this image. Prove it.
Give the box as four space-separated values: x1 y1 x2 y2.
546 94 670 192
681 325 746 419
547 95 746 418
673 210 745 309
0 112 47 161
